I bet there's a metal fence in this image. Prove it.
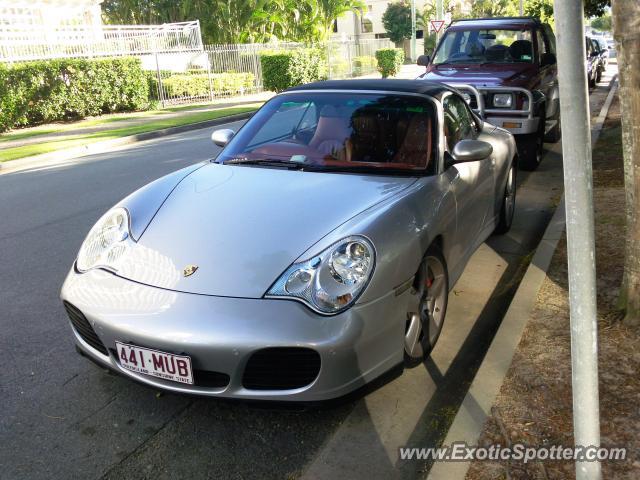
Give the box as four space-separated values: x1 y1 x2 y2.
150 39 393 107
0 21 203 62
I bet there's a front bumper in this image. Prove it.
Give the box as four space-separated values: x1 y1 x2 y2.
446 83 541 135
60 268 408 401
485 116 540 135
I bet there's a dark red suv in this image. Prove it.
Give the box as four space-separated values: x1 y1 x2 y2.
417 17 560 170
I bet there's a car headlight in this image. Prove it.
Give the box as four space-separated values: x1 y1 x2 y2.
492 93 513 108
76 207 131 273
266 236 375 314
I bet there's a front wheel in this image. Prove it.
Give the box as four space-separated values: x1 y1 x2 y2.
493 162 517 235
516 129 543 171
404 246 449 367
544 102 561 143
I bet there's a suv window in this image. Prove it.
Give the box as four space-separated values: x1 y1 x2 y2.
433 28 534 64
443 95 475 151
542 25 556 54
536 30 548 63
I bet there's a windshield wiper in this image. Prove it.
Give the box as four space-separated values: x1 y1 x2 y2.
224 157 309 169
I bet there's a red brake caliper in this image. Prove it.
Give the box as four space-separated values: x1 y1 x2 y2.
425 270 434 289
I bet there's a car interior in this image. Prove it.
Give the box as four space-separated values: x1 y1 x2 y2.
229 96 437 173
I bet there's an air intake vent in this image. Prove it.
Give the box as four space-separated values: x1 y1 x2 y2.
63 301 108 356
242 347 321 390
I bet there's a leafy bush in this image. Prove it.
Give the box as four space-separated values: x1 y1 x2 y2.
260 48 327 92
159 72 255 98
375 48 405 78
0 57 149 132
328 59 350 78
353 55 378 76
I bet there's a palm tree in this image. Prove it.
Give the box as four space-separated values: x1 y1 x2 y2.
316 0 366 40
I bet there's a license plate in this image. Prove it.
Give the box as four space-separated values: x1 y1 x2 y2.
115 342 194 385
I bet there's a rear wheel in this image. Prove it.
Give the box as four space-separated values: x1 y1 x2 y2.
493 162 517 235
404 246 449 367
596 66 603 83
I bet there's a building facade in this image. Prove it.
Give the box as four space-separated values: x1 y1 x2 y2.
332 0 472 43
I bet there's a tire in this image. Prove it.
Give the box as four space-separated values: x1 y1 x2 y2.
596 67 602 83
516 127 544 171
404 245 449 367
493 161 517 235
589 72 596 89
544 101 561 143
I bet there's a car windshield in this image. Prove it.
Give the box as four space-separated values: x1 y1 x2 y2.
433 28 534 64
216 92 437 174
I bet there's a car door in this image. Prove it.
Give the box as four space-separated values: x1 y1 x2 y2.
537 27 558 121
443 93 495 258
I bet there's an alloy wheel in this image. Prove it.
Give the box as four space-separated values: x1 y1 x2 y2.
404 255 448 360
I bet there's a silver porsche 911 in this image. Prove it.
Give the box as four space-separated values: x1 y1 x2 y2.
61 79 517 401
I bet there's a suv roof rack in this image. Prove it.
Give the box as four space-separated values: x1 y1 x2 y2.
451 16 541 24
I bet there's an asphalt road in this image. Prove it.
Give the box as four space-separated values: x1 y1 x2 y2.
0 74 614 480
1 121 353 480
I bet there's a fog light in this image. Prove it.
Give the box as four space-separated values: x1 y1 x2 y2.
503 122 522 129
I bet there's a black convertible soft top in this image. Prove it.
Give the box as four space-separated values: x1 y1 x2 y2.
285 79 453 98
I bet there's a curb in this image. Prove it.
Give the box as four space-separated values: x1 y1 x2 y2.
0 110 254 174
426 74 618 480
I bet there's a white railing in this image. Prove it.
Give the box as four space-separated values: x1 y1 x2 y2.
149 39 393 107
0 21 203 62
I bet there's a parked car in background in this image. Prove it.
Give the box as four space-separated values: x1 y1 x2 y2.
606 38 616 58
592 36 610 68
586 36 603 88
61 79 518 401
416 16 560 171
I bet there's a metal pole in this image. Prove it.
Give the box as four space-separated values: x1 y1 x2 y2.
519 0 524 15
154 51 166 109
553 1 601 479
436 0 443 44
410 0 417 61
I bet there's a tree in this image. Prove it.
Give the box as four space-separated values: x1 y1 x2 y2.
316 0 365 40
591 14 612 32
584 0 610 17
524 0 554 28
382 1 413 45
102 0 361 44
470 0 517 18
612 1 640 325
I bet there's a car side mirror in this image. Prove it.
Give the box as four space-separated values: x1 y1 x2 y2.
417 54 430 67
211 129 235 147
450 139 493 165
540 52 556 66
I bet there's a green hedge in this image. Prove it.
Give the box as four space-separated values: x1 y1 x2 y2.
353 55 378 76
153 72 255 99
375 48 405 78
0 57 149 132
260 48 327 92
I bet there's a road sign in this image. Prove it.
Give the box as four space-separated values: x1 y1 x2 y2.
430 20 445 34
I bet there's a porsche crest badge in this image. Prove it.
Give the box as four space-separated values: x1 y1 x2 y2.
183 264 199 277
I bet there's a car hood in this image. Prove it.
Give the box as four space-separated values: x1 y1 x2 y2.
420 63 536 87
115 163 416 297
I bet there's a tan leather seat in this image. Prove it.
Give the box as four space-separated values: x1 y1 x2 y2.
393 115 432 168
344 113 381 162
308 106 350 157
